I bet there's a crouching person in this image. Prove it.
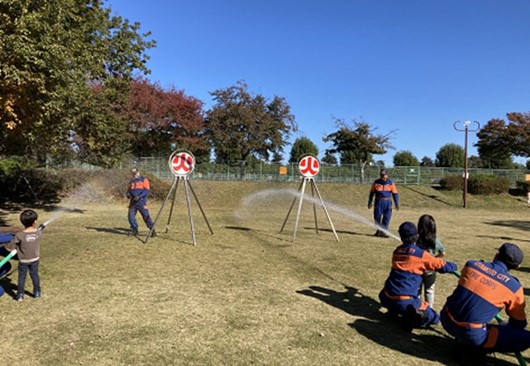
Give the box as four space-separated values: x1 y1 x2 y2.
0 233 15 298
379 221 457 332
441 243 530 358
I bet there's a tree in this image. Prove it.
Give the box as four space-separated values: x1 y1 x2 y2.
271 151 283 164
435 143 464 167
393 150 419 167
475 113 530 168
475 119 513 168
73 80 131 167
505 112 530 158
0 0 155 164
420 156 435 167
321 150 338 165
289 137 318 163
206 81 297 178
323 119 394 182
468 155 484 169
124 77 209 161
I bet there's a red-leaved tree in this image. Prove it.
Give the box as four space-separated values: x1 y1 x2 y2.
125 77 210 161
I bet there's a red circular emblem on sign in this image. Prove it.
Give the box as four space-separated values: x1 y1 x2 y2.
168 151 195 177
298 155 320 177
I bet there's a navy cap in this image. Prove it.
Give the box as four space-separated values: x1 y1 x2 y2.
398 221 418 238
380 169 388 175
498 243 524 267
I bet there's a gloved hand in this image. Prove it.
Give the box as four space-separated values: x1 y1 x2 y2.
133 196 141 202
395 205 400 211
441 261 457 274
367 203 372 209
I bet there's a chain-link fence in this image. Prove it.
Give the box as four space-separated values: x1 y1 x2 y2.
131 157 529 186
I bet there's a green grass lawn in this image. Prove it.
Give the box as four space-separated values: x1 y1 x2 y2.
1 179 530 365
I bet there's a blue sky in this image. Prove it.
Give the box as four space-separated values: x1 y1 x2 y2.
106 0 530 165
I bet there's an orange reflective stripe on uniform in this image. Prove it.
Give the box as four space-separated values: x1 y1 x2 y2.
384 289 412 301
131 179 150 190
482 326 499 348
418 301 429 311
445 307 485 329
372 184 395 193
392 249 447 275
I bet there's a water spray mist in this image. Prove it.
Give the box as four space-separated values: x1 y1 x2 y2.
241 188 401 241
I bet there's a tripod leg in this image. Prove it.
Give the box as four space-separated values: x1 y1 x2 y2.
292 178 307 242
187 180 214 235
280 179 304 233
313 181 339 242
311 180 319 234
145 177 177 244
184 178 197 246
166 177 180 232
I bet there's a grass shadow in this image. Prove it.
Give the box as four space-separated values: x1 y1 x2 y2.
313 227 397 239
86 226 131 235
484 220 530 233
477 234 530 243
248 228 301 244
403 186 454 206
298 284 516 366
225 226 252 231
297 285 382 320
352 319 515 366
146 232 198 246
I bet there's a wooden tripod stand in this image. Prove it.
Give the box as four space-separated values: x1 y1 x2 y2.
146 176 213 245
280 177 339 242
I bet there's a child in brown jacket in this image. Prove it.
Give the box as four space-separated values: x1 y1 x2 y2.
6 210 43 301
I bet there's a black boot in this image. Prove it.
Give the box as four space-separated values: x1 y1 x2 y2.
402 305 423 333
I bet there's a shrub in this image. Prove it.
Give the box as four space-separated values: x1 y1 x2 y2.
467 174 510 195
0 156 28 175
516 180 530 192
0 168 172 204
439 175 463 191
0 167 64 203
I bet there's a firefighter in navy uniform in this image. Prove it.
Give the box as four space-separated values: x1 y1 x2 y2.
368 169 399 237
378 222 457 332
127 168 156 237
441 243 530 360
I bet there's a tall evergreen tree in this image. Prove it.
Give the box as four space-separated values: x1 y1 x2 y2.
393 150 419 166
435 143 464 167
289 137 318 163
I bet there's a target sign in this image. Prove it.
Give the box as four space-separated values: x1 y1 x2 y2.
168 150 195 177
298 155 320 177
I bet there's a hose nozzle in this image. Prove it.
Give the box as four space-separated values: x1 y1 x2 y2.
37 224 46 231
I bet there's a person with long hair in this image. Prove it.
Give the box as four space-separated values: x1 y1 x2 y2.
378 221 456 332
416 214 446 307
